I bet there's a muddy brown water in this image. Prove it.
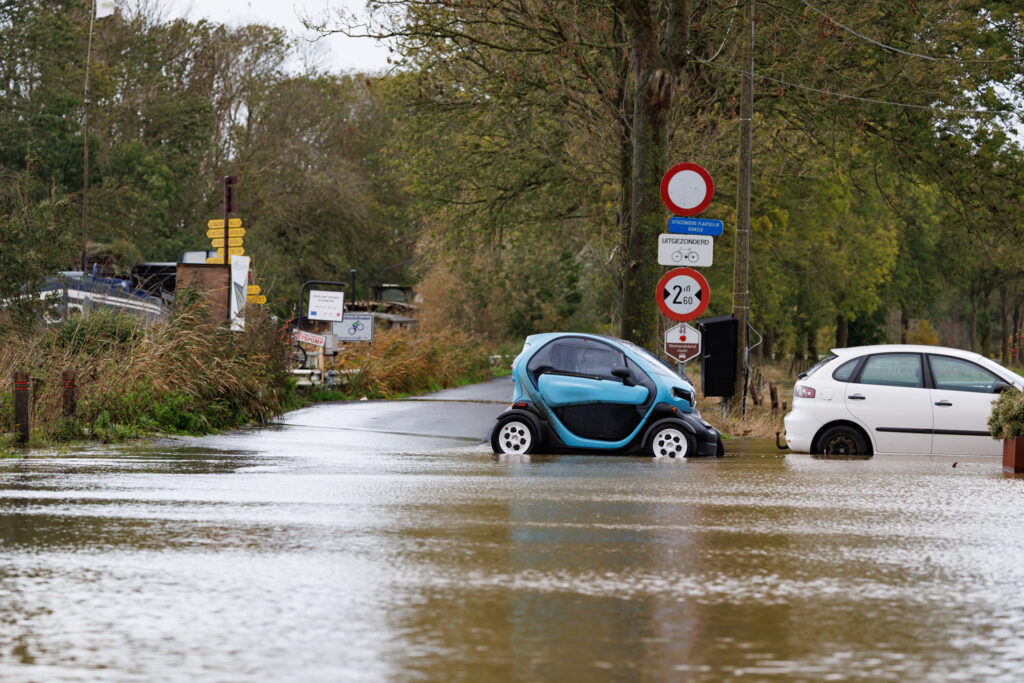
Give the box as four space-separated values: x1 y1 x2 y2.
2 388 1024 680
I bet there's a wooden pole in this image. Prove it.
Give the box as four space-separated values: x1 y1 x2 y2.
14 371 29 445
731 0 755 413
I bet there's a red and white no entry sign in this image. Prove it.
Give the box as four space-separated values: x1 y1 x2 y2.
660 162 714 217
655 267 710 322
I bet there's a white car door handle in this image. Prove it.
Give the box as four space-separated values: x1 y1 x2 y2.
934 400 953 407
848 394 866 400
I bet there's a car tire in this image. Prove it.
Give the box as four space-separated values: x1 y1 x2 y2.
647 423 695 458
716 436 725 457
491 416 539 455
817 425 869 456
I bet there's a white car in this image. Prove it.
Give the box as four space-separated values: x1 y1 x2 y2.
783 344 1024 456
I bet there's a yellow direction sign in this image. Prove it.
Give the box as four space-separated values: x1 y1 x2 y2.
215 246 245 256
206 227 246 238
210 236 244 248
206 255 253 264
247 284 261 295
207 218 242 229
246 295 267 305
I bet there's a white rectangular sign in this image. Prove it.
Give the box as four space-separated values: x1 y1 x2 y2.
308 290 345 321
657 234 713 267
292 330 326 347
334 313 374 342
229 255 250 332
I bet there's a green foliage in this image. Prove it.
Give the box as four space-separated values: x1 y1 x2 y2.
989 388 1024 439
44 308 145 355
0 165 75 301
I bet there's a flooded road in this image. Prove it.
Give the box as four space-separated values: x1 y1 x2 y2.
3 378 1024 680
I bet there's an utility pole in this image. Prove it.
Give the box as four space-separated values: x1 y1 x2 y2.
731 0 755 413
81 1 98 275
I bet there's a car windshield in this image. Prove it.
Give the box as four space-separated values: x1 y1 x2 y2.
799 354 837 379
618 339 685 382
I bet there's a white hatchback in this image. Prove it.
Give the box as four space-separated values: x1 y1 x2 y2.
783 344 1024 456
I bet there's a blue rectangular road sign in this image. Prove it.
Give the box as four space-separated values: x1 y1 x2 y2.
668 216 724 236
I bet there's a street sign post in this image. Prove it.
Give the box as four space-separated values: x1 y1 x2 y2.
655 267 710 322
667 216 724 236
665 322 701 363
210 236 244 248
660 162 714 216
658 234 713 267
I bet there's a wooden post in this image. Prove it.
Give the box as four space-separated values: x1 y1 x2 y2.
769 381 779 412
14 370 29 445
63 369 77 418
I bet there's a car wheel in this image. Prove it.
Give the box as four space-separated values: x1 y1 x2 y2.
817 425 869 456
647 424 695 458
491 416 538 455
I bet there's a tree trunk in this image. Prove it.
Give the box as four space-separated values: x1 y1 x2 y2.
618 1 689 349
1000 285 1009 365
836 314 849 348
900 308 909 344
979 290 992 357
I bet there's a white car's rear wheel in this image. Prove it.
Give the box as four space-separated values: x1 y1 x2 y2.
817 425 869 455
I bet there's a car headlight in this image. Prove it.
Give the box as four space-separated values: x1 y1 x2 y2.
672 386 694 406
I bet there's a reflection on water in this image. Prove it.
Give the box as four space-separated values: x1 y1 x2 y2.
2 438 1024 680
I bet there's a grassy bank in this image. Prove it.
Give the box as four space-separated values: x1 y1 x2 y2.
286 328 496 406
0 306 496 449
0 302 291 447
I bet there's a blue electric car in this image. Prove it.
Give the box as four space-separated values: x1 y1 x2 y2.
491 333 723 457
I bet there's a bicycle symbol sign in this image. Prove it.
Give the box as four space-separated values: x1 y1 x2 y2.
655 267 710 322
657 234 712 267
333 313 374 342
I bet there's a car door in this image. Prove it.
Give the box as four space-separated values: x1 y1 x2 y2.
927 354 1003 456
844 353 933 454
528 338 651 442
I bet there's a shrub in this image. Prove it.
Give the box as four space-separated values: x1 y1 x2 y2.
989 388 1024 439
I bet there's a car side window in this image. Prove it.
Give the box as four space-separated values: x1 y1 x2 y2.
928 355 1002 393
857 353 923 388
527 338 624 382
832 359 860 382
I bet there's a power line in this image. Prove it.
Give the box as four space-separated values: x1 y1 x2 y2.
695 57 1005 116
799 0 1008 65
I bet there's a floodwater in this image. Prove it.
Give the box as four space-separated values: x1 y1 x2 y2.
3 388 1024 680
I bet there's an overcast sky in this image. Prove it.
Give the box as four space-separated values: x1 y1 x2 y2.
161 0 391 74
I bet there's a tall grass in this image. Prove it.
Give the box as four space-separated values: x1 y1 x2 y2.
332 328 493 399
0 299 290 445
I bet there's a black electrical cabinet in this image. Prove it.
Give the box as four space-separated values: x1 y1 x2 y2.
699 314 738 397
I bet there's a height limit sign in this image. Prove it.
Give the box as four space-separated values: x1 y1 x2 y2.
655 267 710 322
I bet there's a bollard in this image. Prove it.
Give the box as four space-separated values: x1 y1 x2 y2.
14 370 29 445
63 369 77 418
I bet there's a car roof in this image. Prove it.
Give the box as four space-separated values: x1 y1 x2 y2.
831 344 987 361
